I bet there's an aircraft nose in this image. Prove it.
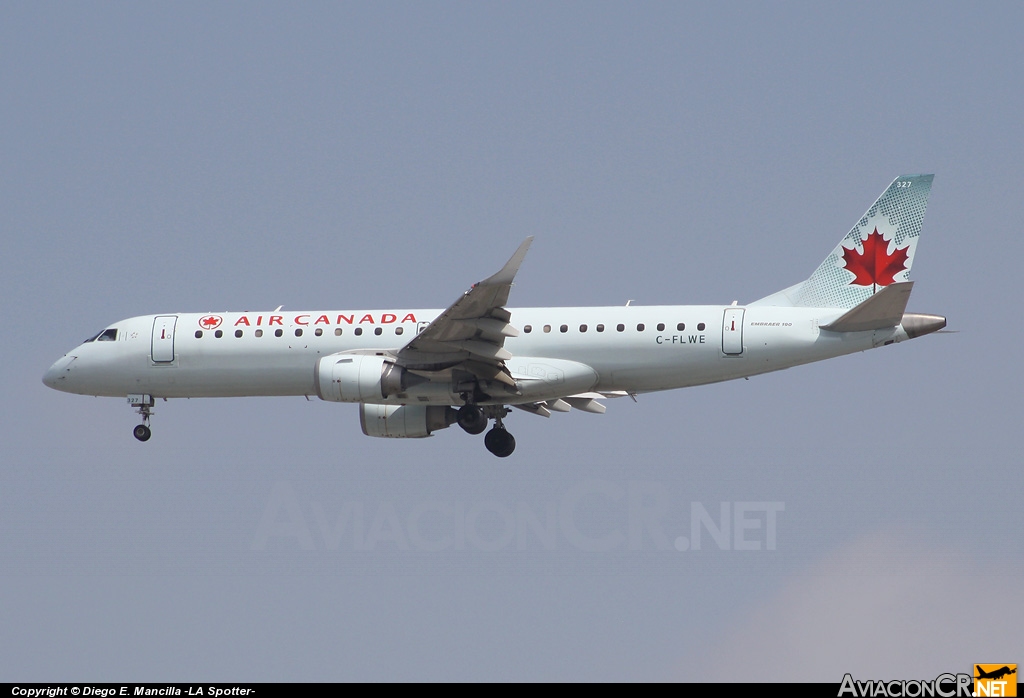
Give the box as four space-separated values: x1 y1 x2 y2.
43 355 76 391
42 366 58 389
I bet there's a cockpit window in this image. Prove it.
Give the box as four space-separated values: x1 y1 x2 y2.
84 328 117 343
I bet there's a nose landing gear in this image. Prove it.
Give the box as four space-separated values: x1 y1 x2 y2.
128 394 154 442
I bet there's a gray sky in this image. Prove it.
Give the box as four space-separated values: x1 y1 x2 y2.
2 2 1021 681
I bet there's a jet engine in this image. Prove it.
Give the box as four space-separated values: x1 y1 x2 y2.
360 404 457 438
315 354 424 402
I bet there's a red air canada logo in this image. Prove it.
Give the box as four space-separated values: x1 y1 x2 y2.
841 228 910 288
199 315 223 330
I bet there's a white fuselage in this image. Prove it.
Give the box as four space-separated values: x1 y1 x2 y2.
43 304 907 403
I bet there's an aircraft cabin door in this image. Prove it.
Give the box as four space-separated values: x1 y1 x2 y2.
152 315 178 363
722 308 745 356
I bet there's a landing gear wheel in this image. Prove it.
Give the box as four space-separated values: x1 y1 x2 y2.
457 404 488 435
130 395 155 442
484 427 516 458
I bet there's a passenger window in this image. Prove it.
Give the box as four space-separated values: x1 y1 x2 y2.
295 329 303 337
524 325 532 333
374 327 382 335
275 329 283 337
315 328 323 337
560 324 568 333
543 325 551 333
697 322 706 331
355 328 363 336
596 324 604 332
255 329 264 337
579 324 587 333
215 330 223 338
677 323 685 331
335 328 343 336
195 330 203 339
235 330 243 338
637 323 645 331
395 327 404 335
657 323 665 332
616 324 625 332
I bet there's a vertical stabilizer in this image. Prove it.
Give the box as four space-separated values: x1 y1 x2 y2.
752 175 933 309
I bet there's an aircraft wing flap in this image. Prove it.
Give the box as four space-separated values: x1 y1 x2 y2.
462 360 517 388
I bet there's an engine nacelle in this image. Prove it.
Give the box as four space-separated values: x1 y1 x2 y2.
359 403 457 438
315 354 420 402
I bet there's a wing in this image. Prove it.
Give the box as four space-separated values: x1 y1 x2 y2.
395 237 533 391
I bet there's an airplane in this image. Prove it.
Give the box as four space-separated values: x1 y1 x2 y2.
43 175 946 457
975 666 1016 681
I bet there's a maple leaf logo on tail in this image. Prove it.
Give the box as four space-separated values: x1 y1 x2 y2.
840 228 910 291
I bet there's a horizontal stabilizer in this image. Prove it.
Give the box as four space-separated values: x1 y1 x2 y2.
820 282 914 333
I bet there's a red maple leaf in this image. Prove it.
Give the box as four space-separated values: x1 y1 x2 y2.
840 228 910 287
201 316 221 328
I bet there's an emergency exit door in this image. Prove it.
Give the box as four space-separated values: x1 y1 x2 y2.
722 308 745 355
152 315 178 363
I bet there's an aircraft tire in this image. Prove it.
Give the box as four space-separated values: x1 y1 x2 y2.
133 424 152 442
457 404 488 435
484 427 515 457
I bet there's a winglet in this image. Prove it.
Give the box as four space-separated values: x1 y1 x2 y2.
483 237 533 286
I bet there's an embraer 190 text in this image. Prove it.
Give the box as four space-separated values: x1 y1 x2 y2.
44 176 946 457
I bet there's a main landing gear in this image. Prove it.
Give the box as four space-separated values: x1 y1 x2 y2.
457 402 516 457
456 404 488 435
128 394 154 442
484 424 515 458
